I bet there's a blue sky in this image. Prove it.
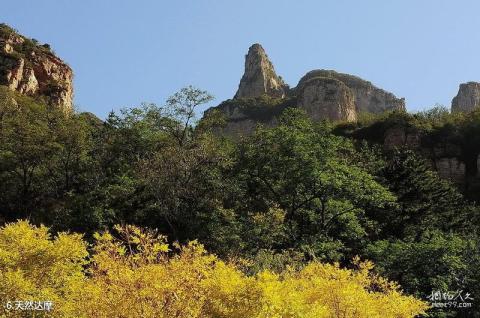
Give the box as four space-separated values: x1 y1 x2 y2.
2 1 480 118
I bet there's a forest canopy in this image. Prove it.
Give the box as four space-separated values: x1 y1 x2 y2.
0 85 479 317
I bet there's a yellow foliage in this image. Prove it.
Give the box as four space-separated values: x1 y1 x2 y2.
0 221 429 318
0 220 88 318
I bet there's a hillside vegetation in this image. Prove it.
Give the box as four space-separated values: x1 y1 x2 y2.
0 86 479 317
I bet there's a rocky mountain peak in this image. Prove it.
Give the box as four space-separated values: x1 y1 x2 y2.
207 44 410 137
451 81 480 113
234 43 287 99
0 23 73 112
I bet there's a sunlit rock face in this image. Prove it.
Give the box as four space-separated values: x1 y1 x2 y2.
234 43 287 99
0 24 73 112
451 81 480 113
296 70 406 114
205 44 407 137
297 77 356 122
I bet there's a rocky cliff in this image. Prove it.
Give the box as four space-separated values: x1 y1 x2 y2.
297 77 357 122
234 43 287 99
297 70 405 114
0 24 73 112
451 81 480 113
382 126 467 184
338 112 480 195
208 44 406 136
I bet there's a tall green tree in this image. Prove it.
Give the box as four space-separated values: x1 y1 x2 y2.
235 108 395 260
376 149 470 239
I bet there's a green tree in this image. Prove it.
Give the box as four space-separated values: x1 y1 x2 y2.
366 231 480 318
131 87 235 246
376 149 469 239
0 90 60 220
235 108 395 260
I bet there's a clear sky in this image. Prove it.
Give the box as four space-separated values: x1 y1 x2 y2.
2 1 480 118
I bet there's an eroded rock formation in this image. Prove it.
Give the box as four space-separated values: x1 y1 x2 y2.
378 124 471 186
297 77 356 122
451 81 480 113
297 70 406 114
209 43 407 136
234 43 287 99
0 24 73 112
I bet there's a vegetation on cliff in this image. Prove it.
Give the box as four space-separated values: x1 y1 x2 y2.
213 95 296 122
0 23 53 56
335 106 480 201
0 24 73 111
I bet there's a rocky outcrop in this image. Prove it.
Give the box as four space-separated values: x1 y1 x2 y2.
451 82 480 113
210 44 407 136
297 70 406 114
434 158 466 184
378 123 472 186
383 126 421 150
210 99 260 136
382 125 468 184
234 44 287 99
0 24 73 112
297 77 356 122
206 44 408 137
206 96 290 138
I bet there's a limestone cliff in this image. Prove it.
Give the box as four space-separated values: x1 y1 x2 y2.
451 82 480 113
297 70 406 114
383 126 467 184
297 77 356 122
234 43 287 99
0 24 73 112
341 113 478 190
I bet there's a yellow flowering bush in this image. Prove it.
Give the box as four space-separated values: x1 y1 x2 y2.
0 221 88 318
0 221 429 317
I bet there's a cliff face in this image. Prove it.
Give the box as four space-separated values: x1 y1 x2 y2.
345 116 480 193
0 24 73 112
383 126 467 184
207 44 406 136
297 70 406 114
451 82 480 113
297 77 356 122
234 44 287 99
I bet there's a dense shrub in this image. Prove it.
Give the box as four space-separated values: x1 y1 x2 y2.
0 221 428 318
